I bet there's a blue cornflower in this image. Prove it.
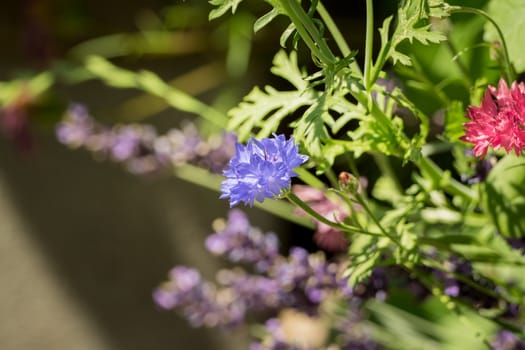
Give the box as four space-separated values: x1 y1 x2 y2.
220 134 308 207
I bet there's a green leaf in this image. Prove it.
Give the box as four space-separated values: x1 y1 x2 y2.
279 23 296 48
84 56 227 126
347 112 409 159
483 155 525 238
291 92 332 166
209 0 244 20
270 50 307 90
484 0 525 73
377 0 449 69
227 50 356 170
366 296 498 350
345 235 385 286
421 207 462 224
0 72 54 106
227 50 314 140
228 86 312 141
85 55 136 88
444 100 467 142
253 8 280 33
372 176 403 204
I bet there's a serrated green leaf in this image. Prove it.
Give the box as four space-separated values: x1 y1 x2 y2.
227 50 355 170
347 114 409 159
292 94 325 139
270 50 307 90
227 50 315 141
228 86 312 141
209 0 244 20
346 243 383 286
380 0 449 67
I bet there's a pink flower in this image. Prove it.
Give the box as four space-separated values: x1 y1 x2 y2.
292 185 349 252
462 79 525 158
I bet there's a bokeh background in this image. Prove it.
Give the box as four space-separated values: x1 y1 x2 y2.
0 1 373 349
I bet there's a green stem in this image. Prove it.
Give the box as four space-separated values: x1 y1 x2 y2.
83 56 229 128
279 0 336 65
295 167 326 189
369 40 391 87
316 2 363 76
445 39 472 87
415 156 477 202
325 168 339 188
410 57 451 106
364 0 374 89
450 6 515 82
351 191 403 248
173 164 314 228
286 192 383 237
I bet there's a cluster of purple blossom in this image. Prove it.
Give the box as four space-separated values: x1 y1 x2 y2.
56 104 236 175
492 330 525 350
154 209 380 349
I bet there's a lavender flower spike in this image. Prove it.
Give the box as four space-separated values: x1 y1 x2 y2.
220 134 308 207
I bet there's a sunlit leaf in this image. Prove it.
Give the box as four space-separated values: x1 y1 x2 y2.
209 0 244 20
484 0 525 73
483 155 525 238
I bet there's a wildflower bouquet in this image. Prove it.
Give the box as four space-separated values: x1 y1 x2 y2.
3 0 525 348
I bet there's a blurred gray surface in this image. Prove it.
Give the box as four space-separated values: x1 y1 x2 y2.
0 1 284 348
0 133 278 349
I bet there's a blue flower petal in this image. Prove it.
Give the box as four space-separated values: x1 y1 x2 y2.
220 134 308 207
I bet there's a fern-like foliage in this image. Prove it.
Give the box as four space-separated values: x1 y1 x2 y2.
228 50 358 171
377 0 450 67
208 0 245 20
227 49 424 172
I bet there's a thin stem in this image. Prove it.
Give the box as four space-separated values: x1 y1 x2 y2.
346 154 361 181
445 39 472 87
173 164 314 228
286 192 383 237
325 168 339 188
316 2 363 76
450 6 515 82
364 0 374 89
279 0 336 65
295 167 326 189
409 57 451 105
351 191 403 248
